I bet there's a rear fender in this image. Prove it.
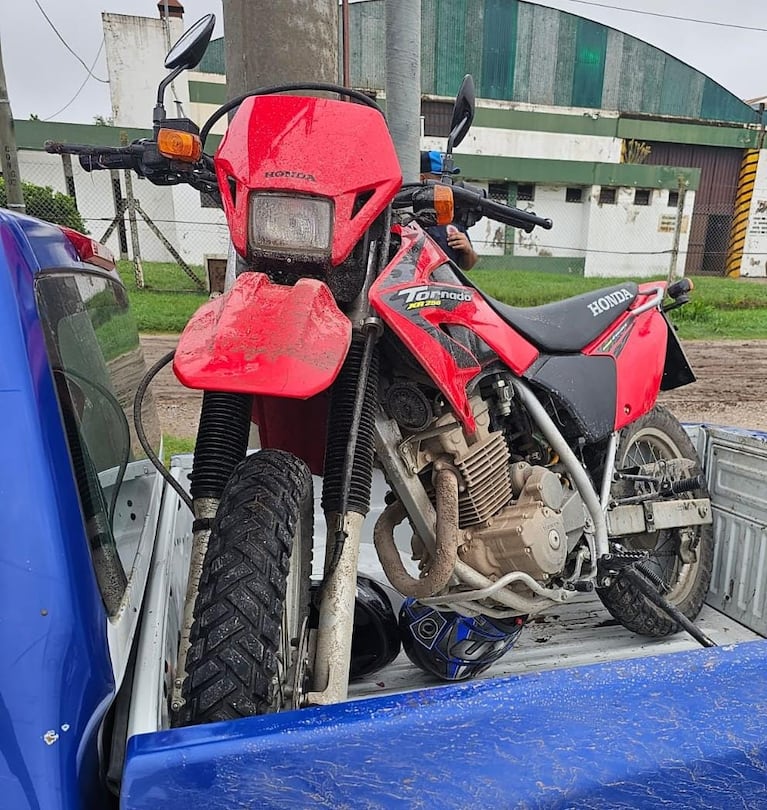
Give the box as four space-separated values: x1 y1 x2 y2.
660 313 696 390
173 272 351 397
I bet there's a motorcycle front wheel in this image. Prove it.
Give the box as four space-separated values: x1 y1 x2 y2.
175 449 313 725
597 405 714 637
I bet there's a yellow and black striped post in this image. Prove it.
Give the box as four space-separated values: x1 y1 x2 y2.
726 148 759 277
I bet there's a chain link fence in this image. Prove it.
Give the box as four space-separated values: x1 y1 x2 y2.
11 150 742 285
462 179 743 279
15 151 231 291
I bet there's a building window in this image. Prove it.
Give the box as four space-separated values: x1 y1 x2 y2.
421 100 452 137
488 182 510 202
668 190 680 208
634 189 652 206
598 187 616 205
516 183 535 202
566 187 584 203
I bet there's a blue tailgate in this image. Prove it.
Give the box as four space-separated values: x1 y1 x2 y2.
123 641 767 808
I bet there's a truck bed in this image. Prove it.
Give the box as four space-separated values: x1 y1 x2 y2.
348 596 759 701
338 422 766 701
122 424 767 809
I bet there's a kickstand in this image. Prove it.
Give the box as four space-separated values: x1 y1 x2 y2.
621 567 717 649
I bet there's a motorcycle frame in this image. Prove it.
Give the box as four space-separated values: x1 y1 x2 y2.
172 92 694 707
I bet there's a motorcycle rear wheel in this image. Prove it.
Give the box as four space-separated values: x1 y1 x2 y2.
597 405 713 637
175 449 313 725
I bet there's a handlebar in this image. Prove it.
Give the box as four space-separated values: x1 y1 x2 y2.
394 181 553 233
44 139 218 199
45 140 144 172
451 184 553 232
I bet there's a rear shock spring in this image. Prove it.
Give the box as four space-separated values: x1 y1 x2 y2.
321 334 380 517
190 391 253 501
635 559 670 595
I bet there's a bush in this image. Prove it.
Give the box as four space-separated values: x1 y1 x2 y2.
0 177 87 232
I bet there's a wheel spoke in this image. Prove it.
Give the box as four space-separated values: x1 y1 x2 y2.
603 408 713 638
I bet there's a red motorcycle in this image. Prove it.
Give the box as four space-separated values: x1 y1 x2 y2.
46 14 713 724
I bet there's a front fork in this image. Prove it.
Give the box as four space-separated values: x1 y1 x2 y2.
306 327 381 705
306 512 366 704
305 216 388 703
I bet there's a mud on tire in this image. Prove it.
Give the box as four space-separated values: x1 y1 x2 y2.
175 450 313 725
597 405 713 637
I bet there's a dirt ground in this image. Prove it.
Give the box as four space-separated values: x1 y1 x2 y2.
139 335 767 440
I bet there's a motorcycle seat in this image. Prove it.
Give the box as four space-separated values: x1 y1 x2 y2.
484 282 639 354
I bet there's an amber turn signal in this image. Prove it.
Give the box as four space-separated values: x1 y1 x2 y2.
157 128 203 163
433 185 454 226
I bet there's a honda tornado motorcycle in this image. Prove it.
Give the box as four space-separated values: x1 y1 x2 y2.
46 14 713 725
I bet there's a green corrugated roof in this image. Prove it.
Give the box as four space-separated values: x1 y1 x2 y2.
198 36 225 75
193 1 757 125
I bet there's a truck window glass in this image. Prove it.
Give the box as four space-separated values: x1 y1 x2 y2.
35 271 162 613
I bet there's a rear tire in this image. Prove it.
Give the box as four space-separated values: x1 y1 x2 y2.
597 406 713 637
175 450 313 725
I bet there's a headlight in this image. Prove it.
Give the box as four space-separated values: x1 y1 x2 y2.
249 193 333 257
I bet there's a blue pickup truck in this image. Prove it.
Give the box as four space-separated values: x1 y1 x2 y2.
3 207 767 809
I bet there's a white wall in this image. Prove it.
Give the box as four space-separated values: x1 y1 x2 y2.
187 71 227 136
741 150 767 278
103 13 187 129
169 183 230 264
513 185 589 260
494 183 693 277
584 186 694 278
455 127 622 165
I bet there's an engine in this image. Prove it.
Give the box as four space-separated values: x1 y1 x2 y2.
387 380 587 587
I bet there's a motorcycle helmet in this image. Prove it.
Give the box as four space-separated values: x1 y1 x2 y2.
310 574 401 681
399 598 526 682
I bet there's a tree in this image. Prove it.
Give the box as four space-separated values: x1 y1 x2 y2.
0 178 87 232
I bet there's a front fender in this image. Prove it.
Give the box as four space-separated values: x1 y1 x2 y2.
173 272 351 397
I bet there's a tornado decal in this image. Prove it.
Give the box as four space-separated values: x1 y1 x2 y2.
726 148 759 278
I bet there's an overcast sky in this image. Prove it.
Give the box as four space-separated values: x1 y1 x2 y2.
2 0 766 124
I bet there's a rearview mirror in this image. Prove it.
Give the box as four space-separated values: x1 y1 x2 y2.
448 75 475 150
164 14 216 70
156 14 216 127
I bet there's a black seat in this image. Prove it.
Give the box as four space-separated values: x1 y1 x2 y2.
485 282 639 353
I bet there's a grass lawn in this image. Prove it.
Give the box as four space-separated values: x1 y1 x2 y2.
163 434 195 465
117 260 208 333
471 270 767 340
121 260 767 340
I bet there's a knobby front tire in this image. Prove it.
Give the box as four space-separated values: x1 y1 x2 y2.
175 450 313 725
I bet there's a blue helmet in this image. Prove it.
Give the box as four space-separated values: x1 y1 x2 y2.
399 598 526 681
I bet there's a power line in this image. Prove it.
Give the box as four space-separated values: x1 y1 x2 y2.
43 40 106 122
546 0 767 33
33 0 109 83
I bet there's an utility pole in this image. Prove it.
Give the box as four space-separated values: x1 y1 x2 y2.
668 176 688 282
385 0 421 182
0 37 25 213
222 1 338 99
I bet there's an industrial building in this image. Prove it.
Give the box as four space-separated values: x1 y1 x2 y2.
11 0 767 277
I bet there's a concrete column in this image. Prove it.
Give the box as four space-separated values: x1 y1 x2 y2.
222 0 338 99
0 37 25 213
385 0 421 182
